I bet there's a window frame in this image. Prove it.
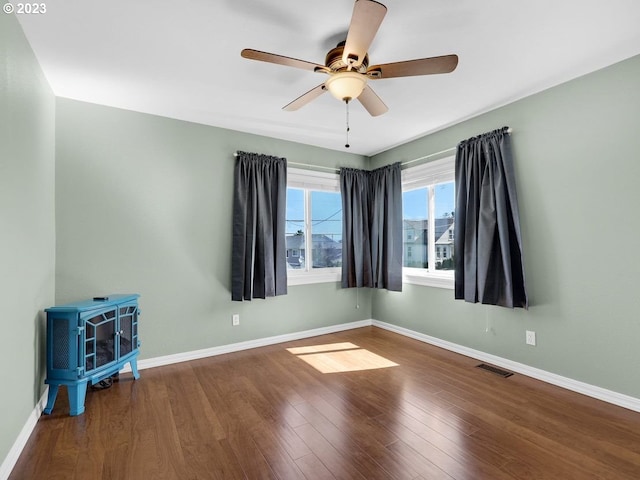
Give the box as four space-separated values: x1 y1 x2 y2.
402 156 456 289
286 168 342 286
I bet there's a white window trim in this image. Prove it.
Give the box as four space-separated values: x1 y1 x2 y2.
401 156 455 290
287 269 341 285
288 167 340 192
287 168 342 286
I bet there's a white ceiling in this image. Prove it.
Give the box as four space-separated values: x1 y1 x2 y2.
18 0 640 156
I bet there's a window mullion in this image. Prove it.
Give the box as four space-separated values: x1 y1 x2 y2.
304 189 313 272
428 185 436 273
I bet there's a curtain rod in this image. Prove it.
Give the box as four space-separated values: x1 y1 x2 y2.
401 127 513 167
233 126 513 171
232 152 339 173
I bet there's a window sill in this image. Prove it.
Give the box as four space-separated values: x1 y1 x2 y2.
287 270 454 289
403 271 454 289
287 270 341 286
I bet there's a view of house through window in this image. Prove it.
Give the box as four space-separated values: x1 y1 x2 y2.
286 188 343 270
401 156 456 287
403 188 429 268
434 182 455 270
402 181 455 272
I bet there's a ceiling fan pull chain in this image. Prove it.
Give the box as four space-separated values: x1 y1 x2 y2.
345 99 351 149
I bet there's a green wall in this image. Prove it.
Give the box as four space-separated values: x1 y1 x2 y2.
371 55 640 398
0 13 56 469
54 99 372 360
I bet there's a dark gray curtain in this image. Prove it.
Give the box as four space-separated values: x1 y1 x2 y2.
341 162 403 291
454 127 528 308
231 151 287 301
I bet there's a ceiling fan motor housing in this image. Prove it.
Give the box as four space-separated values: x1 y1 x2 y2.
325 41 369 73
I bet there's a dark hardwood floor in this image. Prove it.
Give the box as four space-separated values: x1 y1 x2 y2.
11 327 640 479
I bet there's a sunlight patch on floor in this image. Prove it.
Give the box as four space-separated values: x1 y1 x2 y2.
287 342 399 373
287 342 359 355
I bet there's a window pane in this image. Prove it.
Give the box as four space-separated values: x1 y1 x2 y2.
311 191 342 268
403 188 428 268
286 188 305 269
435 181 455 271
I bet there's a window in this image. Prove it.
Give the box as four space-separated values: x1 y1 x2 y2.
402 156 455 289
286 168 342 285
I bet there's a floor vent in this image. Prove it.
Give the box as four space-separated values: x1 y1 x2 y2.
476 363 514 378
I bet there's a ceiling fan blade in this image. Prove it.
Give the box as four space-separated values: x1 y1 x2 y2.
367 54 459 79
283 84 327 111
357 85 388 116
342 0 387 68
241 49 330 73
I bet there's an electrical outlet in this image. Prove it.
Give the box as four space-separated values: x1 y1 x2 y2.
525 330 536 346
232 314 240 326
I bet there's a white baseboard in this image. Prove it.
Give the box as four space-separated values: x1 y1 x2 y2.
0 388 49 480
121 319 374 373
372 320 640 413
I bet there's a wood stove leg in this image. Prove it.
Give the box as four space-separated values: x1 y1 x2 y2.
43 384 59 415
130 358 140 380
68 381 88 416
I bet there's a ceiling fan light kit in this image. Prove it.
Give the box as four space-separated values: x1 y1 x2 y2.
325 71 368 101
241 0 458 146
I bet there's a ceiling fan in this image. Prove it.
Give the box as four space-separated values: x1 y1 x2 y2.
241 0 459 117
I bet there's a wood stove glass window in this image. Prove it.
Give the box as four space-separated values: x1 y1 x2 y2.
85 310 116 372
119 306 136 357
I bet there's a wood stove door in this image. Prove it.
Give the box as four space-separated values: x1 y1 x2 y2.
118 304 137 358
83 308 117 373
